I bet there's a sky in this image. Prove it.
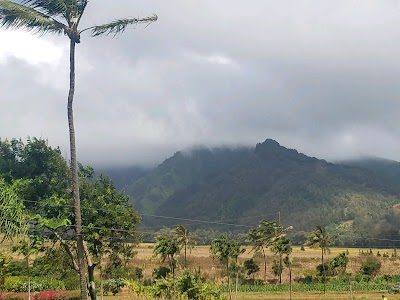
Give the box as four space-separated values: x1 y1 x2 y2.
2 0 400 167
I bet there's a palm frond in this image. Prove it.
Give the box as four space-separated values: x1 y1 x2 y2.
76 0 87 17
0 0 66 34
87 15 157 37
22 0 67 19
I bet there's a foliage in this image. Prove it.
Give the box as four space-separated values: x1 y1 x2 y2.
152 266 171 279
361 257 381 276
316 263 334 277
329 252 348 276
243 259 259 278
103 278 125 296
126 273 226 300
3 276 65 292
122 139 400 245
173 224 192 268
153 234 179 277
271 260 283 278
0 178 27 240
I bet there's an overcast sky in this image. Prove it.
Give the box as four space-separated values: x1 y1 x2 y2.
2 1 400 167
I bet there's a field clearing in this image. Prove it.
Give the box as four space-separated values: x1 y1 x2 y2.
133 244 400 282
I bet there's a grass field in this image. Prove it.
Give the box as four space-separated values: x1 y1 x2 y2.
2 241 399 299
131 244 400 283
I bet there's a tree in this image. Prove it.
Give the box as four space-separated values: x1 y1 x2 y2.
210 237 244 300
248 220 288 282
153 234 180 279
283 255 293 300
243 259 259 280
35 166 141 300
173 224 192 268
329 252 348 276
271 237 292 284
12 236 44 300
0 178 27 241
305 226 330 293
0 3 157 299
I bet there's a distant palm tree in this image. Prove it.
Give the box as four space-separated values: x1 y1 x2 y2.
306 226 331 293
173 224 192 268
0 2 157 299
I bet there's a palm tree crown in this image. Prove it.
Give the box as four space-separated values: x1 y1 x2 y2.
0 0 157 42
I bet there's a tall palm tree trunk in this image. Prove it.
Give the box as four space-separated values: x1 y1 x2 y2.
68 39 88 300
322 248 326 294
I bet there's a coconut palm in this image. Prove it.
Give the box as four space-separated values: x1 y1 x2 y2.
0 2 157 299
173 224 192 268
305 225 331 293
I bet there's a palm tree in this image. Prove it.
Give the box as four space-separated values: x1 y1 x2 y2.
0 2 157 299
306 226 330 293
248 220 288 282
173 224 191 268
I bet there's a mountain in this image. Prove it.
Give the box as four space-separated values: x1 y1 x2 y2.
339 156 400 194
123 139 400 242
96 166 150 190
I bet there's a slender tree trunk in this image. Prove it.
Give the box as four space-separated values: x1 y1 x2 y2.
88 264 97 300
234 271 239 300
184 243 187 268
279 255 282 284
289 264 292 300
27 256 30 300
227 261 232 300
68 39 88 300
262 249 267 282
322 248 326 294
100 263 104 300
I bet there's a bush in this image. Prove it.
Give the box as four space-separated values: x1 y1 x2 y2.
316 263 334 277
5 262 28 276
33 291 66 300
361 257 381 276
153 266 170 279
3 276 65 292
103 278 125 296
4 277 24 292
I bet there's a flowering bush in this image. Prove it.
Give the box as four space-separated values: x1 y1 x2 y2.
33 290 66 300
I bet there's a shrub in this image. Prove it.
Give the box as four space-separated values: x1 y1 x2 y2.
3 276 65 292
316 263 334 277
153 266 170 279
5 262 27 276
103 278 125 296
33 291 66 300
361 257 381 276
4 277 24 292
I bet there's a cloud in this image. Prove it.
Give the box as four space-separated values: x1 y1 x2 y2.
2 0 400 167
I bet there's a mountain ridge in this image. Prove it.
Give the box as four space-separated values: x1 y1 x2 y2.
101 139 400 242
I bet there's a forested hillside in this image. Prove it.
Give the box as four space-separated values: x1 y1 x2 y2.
122 139 400 243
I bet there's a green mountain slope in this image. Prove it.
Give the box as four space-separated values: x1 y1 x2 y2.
124 139 400 239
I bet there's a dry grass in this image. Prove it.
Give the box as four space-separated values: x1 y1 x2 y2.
132 244 400 283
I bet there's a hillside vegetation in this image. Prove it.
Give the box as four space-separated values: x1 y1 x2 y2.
121 139 400 243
